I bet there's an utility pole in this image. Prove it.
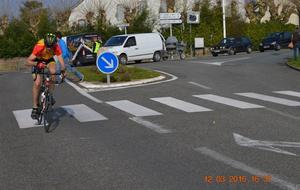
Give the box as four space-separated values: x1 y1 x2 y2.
222 0 226 38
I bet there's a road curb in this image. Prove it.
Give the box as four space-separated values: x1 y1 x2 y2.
66 70 178 92
285 61 300 71
79 75 166 89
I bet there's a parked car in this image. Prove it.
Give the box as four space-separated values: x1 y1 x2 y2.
259 32 292 52
62 33 101 66
211 37 252 56
103 33 165 65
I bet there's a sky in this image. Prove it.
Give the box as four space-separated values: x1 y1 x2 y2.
0 0 82 17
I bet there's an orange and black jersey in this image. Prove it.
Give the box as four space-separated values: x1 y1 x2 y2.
31 39 62 61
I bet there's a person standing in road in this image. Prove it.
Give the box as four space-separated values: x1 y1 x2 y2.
55 31 84 82
92 36 102 55
292 26 300 60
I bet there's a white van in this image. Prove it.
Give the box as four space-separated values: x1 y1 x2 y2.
103 33 165 64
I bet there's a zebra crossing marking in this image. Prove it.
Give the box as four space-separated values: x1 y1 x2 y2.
62 104 108 122
13 109 41 129
193 94 264 109
236 92 300 106
106 100 162 117
273 91 300 98
151 97 212 112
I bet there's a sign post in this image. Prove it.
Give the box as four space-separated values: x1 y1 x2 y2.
117 23 130 35
96 52 119 85
159 13 182 37
187 11 200 57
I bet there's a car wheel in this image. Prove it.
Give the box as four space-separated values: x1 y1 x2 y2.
246 47 252 54
119 54 128 65
275 44 281 51
179 51 185 60
153 51 161 62
229 48 235 55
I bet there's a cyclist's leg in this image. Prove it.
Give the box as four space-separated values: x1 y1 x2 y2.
48 61 56 92
33 74 41 108
32 74 41 119
48 61 57 105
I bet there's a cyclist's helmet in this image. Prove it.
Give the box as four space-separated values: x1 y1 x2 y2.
44 33 57 48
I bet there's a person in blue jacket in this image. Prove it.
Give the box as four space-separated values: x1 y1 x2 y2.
55 31 84 82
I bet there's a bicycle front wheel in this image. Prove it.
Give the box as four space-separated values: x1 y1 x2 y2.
43 95 51 133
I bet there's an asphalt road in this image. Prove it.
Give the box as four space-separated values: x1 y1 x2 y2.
1 49 300 190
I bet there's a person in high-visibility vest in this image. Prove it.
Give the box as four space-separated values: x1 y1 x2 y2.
92 36 102 54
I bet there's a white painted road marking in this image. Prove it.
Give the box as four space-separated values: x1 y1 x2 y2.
62 104 108 122
65 79 103 103
199 61 223 66
106 100 162 117
193 94 264 109
274 91 300 98
188 81 212 90
151 97 212 113
236 92 300 106
195 147 298 190
234 133 300 156
129 117 172 134
13 109 41 129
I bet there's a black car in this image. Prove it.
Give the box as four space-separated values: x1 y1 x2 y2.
211 37 252 56
63 33 101 66
259 32 292 52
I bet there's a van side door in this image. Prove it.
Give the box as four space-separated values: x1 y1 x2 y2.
123 36 138 61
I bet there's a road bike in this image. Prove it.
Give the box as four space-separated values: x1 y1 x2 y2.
34 65 64 133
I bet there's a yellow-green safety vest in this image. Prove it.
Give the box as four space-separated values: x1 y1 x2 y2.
93 41 101 53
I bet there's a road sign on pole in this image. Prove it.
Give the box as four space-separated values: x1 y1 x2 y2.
159 13 182 37
159 13 181 20
96 52 119 84
160 19 182 24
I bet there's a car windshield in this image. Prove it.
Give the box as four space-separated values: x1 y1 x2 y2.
104 36 127 47
267 32 280 38
219 38 234 45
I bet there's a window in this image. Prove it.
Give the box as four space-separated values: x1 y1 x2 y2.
124 37 136 47
104 36 127 47
241 37 249 44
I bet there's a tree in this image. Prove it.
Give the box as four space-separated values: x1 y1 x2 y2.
49 0 82 34
244 0 268 23
20 1 47 38
166 0 175 13
266 0 294 23
227 0 246 37
128 7 154 34
290 0 300 26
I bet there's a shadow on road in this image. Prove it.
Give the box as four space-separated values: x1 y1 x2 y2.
46 107 69 133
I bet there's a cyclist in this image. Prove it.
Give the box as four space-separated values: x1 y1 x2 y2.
26 33 66 120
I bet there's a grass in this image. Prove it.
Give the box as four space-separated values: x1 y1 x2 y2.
287 59 300 69
77 65 161 83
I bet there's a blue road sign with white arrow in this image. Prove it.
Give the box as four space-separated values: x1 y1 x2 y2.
96 52 119 74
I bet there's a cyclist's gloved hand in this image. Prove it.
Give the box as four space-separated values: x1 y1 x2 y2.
36 62 46 70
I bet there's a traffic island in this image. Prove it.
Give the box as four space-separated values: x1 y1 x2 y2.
74 65 166 90
286 59 300 71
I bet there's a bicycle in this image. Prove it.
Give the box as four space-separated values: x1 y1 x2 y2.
33 62 64 133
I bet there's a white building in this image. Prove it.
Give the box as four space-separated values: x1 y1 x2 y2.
69 0 298 27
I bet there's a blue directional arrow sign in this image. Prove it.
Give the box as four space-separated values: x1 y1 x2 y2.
96 52 119 74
